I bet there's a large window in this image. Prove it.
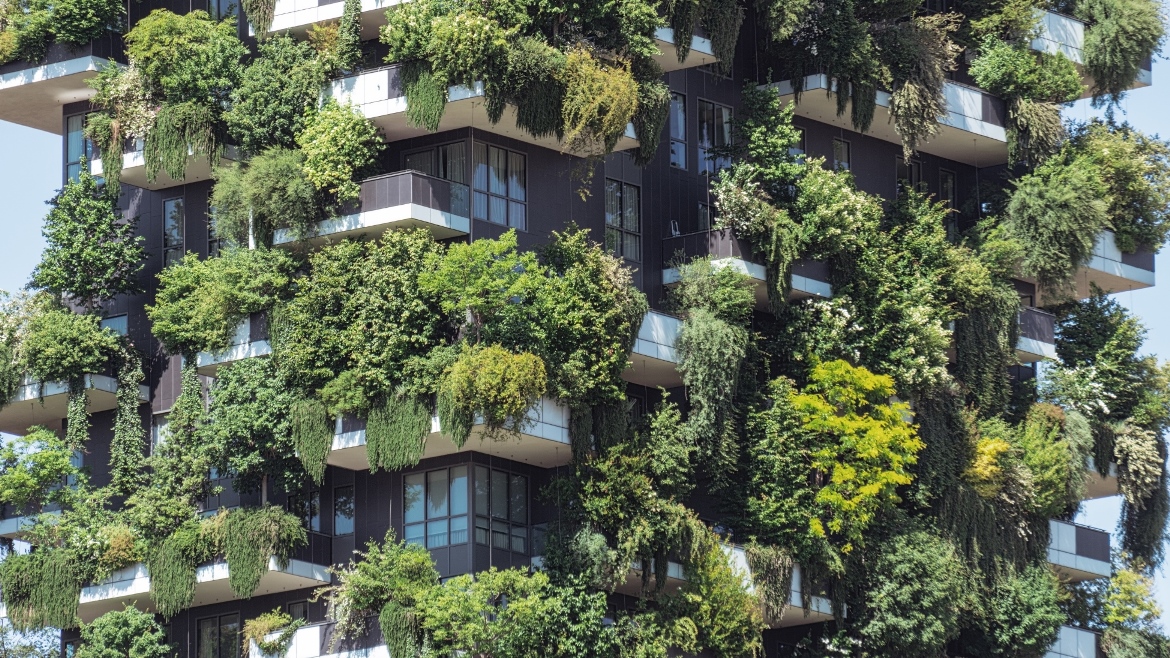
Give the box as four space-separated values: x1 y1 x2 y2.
832 138 851 171
65 115 95 183
605 180 641 262
289 488 320 532
404 466 468 549
163 198 185 267
474 466 528 554
405 142 468 184
895 157 922 196
287 601 309 623
698 100 731 175
669 93 686 169
473 143 526 230
334 485 354 536
197 613 240 658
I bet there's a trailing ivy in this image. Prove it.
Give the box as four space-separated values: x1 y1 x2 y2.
291 397 331 484
241 0 276 37
144 100 222 183
366 394 431 473
222 506 306 598
744 543 794 625
148 520 214 618
110 347 146 496
0 548 85 631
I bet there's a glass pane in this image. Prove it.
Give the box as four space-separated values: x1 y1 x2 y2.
473 191 489 220
405 522 425 546
404 150 434 176
334 485 355 536
66 163 81 183
698 100 713 148
715 105 731 147
511 525 526 554
670 140 686 169
698 203 711 231
473 142 488 191
670 93 685 141
492 519 509 549
605 180 621 227
624 233 641 262
789 128 806 156
489 195 508 225
67 115 84 162
475 516 489 545
404 473 425 524
833 140 850 169
427 469 449 518
622 184 639 232
288 602 309 622
509 475 527 524
450 515 468 544
309 490 321 532
450 466 468 515
427 519 449 548
163 198 184 250
508 202 526 231
439 143 467 184
508 151 525 201
101 315 128 336
219 615 240 658
605 227 621 256
699 146 712 175
198 618 217 658
474 466 489 516
490 470 508 520
489 146 507 196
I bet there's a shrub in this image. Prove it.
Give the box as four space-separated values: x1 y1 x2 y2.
225 35 324 155
0 427 83 510
124 10 245 103
76 607 171 658
296 99 383 203
437 344 547 446
1078 0 1166 106
211 148 320 246
21 303 119 384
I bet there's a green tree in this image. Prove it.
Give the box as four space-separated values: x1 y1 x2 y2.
124 9 245 104
0 427 84 511
225 35 325 155
30 165 144 310
296 99 383 203
75 606 172 658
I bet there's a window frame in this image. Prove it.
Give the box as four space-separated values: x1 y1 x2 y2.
288 487 321 533
333 484 355 536
895 156 923 197
790 127 807 158
196 612 241 658
832 138 851 171
403 465 470 549
64 113 95 184
472 142 527 230
697 98 732 175
287 601 310 623
669 92 686 170
162 197 185 268
473 465 530 555
604 179 642 263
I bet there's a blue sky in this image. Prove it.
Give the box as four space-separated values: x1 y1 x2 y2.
2 55 1170 621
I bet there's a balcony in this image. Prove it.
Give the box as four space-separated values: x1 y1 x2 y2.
1048 520 1111 582
652 27 718 73
273 170 470 247
1047 626 1102 658
0 36 121 134
1084 458 1119 500
0 374 150 436
624 311 683 388
764 76 1008 167
623 549 834 628
328 397 571 471
248 618 385 658
662 230 832 310
1075 230 1156 299
1032 10 1152 93
326 64 638 157
75 534 331 622
1016 306 1057 362
269 0 401 37
195 313 272 376
91 142 239 191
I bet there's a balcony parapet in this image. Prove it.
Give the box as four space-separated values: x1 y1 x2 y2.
1047 625 1102 658
0 374 150 436
91 143 240 191
0 36 121 134
196 312 272 376
624 310 683 388
1017 306 1057 363
1031 10 1152 94
326 64 638 156
1048 519 1111 582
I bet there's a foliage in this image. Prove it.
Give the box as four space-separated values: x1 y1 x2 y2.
85 64 157 189
366 394 431 473
211 148 320 247
1077 0 1166 106
334 0 361 71
21 302 119 384
148 519 216 618
1114 422 1163 510
0 427 82 510
111 347 146 495
743 543 794 625
223 505 306 598
49 0 122 45
241 0 276 36
243 609 304 657
1012 403 1085 518
76 606 172 658
560 47 639 157
880 13 962 159
225 35 324 155
273 230 447 414
204 357 303 498
148 247 293 356
296 99 383 204
1101 557 1162 628
670 532 763 658
980 565 1065 658
1102 627 1170 658
437 343 547 447
0 620 59 658
0 548 84 630
859 530 969 658
124 10 245 105
143 99 221 183
291 397 331 484
30 165 144 310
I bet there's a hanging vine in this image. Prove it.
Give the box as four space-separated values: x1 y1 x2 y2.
110 346 145 495
65 379 89 452
144 100 222 183
366 394 431 473
223 506 306 598
291 397 331 484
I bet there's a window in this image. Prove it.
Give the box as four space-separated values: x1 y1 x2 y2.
698 202 712 232
163 198 185 267
208 0 237 20
207 192 222 257
474 466 528 554
605 180 641 262
287 601 309 623
65 115 95 183
473 143 526 230
939 169 957 241
334 485 354 536
698 100 731 175
101 315 128 336
151 414 170 455
63 640 79 658
669 93 686 169
832 138 851 170
790 127 806 158
404 466 468 549
197 614 240 658
289 488 321 532
895 157 922 196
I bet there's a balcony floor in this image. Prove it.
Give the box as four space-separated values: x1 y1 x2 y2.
0 374 150 435
0 56 106 133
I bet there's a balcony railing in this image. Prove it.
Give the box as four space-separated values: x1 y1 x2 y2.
662 229 832 308
652 27 718 73
625 310 684 388
0 374 150 436
273 169 471 247
763 76 1008 167
1017 306 1057 362
326 64 638 157
1048 520 1111 582
1032 10 1152 92
91 142 240 191
1076 230 1156 299
0 35 122 134
196 312 272 376
248 617 385 658
329 397 571 471
1048 625 1103 658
